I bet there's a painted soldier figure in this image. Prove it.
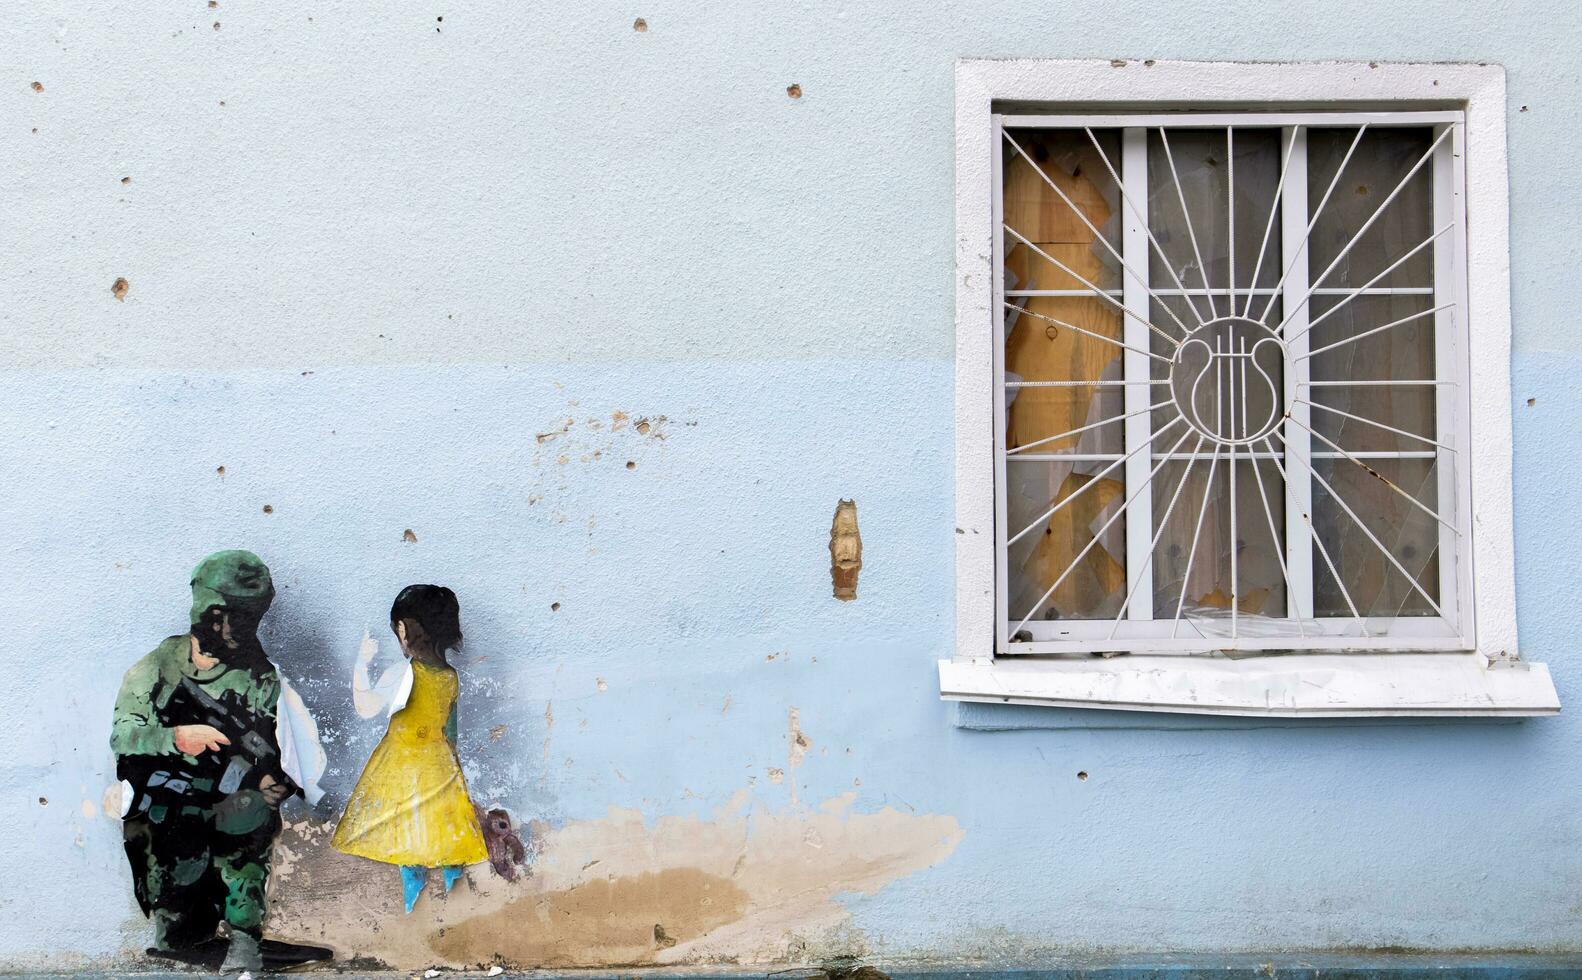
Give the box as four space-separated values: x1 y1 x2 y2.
111 551 328 974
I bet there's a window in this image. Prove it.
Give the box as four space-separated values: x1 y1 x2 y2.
944 61 1558 716
995 115 1466 654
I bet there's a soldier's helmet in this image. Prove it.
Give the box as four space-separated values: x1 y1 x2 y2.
189 550 275 624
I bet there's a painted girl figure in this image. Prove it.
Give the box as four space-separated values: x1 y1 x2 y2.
332 585 489 911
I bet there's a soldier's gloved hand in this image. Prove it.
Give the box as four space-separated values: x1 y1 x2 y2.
173 724 231 756
259 774 290 807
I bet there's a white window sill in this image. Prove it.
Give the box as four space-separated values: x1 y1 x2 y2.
938 653 1561 718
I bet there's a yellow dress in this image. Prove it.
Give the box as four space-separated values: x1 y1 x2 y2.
332 661 488 867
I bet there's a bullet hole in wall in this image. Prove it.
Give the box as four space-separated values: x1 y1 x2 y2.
1077 771 1089 781
262 504 274 514
550 602 561 612
402 528 418 543
633 17 648 31
1527 397 1536 406
31 81 43 93
111 278 129 301
786 83 802 99
121 176 131 184
216 466 226 476
38 797 47 805
625 460 636 470
213 21 221 29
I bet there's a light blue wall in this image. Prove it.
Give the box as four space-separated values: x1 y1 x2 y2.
2 0 1579 968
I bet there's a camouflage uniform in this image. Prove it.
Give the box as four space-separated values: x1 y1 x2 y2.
111 552 284 949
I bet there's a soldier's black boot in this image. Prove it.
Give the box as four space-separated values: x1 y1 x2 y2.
260 938 335 968
220 932 262 975
151 908 218 952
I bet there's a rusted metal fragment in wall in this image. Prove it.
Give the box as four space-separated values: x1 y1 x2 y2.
830 499 861 600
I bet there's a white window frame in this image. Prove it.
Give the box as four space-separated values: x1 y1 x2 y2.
942 59 1559 717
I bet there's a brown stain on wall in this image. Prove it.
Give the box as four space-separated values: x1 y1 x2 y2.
429 868 748 967
268 791 962 970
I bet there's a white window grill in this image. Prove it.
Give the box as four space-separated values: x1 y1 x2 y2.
993 112 1473 655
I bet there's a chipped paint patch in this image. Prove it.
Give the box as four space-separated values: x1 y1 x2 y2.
787 708 810 803
101 783 124 819
268 792 962 969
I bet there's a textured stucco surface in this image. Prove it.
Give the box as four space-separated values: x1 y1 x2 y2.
2 0 1581 971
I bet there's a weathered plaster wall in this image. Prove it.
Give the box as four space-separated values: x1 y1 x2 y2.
2 0 1580 971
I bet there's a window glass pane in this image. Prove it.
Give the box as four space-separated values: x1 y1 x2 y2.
1311 458 1440 617
1304 125 1441 620
1002 381 1125 455
1002 129 1123 290
1006 459 1126 622
1307 127 1435 289
1001 128 1131 624
1307 294 1437 453
1147 128 1284 299
1151 458 1288 623
1001 130 1127 457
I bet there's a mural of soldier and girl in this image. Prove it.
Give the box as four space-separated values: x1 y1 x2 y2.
110 550 527 974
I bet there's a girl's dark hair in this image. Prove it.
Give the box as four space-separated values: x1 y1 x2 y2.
390 584 463 654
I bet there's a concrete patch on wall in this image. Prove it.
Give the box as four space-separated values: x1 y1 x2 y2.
267 791 962 969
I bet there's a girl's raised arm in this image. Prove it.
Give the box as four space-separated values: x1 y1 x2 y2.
350 629 408 719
